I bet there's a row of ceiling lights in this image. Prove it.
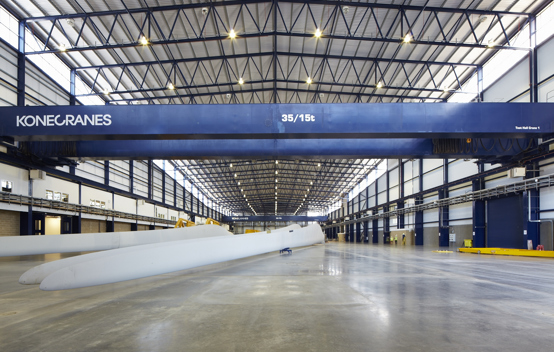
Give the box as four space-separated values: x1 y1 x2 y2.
233 159 318 215
59 13 499 96
99 30 420 93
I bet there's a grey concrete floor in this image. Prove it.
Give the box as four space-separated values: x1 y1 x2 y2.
1 243 554 352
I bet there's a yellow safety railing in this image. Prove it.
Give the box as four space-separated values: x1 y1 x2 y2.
245 229 260 234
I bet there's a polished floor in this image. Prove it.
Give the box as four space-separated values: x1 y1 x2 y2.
1 242 554 351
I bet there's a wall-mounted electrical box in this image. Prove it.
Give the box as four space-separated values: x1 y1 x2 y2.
30 170 46 180
509 167 526 178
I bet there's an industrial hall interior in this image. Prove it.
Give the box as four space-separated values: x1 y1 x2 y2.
1 0 554 351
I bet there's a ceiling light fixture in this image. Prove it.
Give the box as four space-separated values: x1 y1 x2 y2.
59 44 67 52
229 29 236 39
139 36 149 45
403 33 412 43
238 77 244 85
306 77 313 84
314 28 322 38
167 83 175 90
376 81 383 89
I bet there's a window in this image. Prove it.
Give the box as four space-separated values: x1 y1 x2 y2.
61 193 69 202
46 190 54 200
2 180 13 193
54 192 61 201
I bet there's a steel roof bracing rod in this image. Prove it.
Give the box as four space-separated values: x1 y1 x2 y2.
100 88 446 104
74 76 471 98
21 1 532 55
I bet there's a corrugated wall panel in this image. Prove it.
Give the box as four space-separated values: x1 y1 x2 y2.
368 195 375 208
538 36 554 83
389 168 399 187
483 59 529 102
377 175 387 193
389 186 399 201
423 159 442 173
0 42 18 106
377 191 387 205
448 160 478 182
423 167 443 191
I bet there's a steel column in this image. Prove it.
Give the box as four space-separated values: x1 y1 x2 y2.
415 195 424 246
162 170 166 204
70 70 76 105
356 217 361 243
363 220 369 243
104 160 109 186
21 177 33 236
524 162 540 248
372 209 378 244
147 160 153 200
477 66 483 102
17 21 25 107
129 160 134 193
75 182 82 234
438 159 450 247
529 16 538 103
384 205 390 244
472 177 486 247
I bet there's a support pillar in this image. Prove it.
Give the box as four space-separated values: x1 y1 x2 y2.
439 159 450 247
147 160 153 200
372 209 378 244
472 176 486 248
70 69 76 105
524 162 540 248
383 205 390 243
162 171 166 204
363 220 369 243
398 159 405 229
355 217 361 243
104 161 109 185
74 182 82 234
397 201 405 229
415 195 424 246
129 160 134 194
529 15 538 103
17 21 25 107
477 66 484 102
